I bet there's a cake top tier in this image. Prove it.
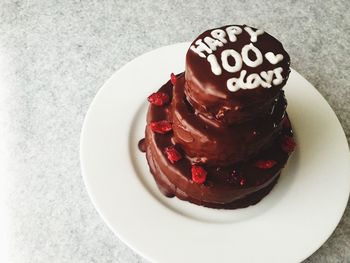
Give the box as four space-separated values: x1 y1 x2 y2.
186 25 290 95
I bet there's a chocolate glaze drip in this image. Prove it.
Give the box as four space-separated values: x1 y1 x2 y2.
138 138 146 152
140 25 294 209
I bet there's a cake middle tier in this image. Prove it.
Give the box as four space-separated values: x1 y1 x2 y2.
171 74 287 166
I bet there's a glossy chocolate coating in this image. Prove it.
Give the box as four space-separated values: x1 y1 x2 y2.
141 25 294 209
185 25 290 125
172 74 287 165
143 79 293 208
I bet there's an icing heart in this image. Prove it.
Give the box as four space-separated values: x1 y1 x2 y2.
265 52 284 64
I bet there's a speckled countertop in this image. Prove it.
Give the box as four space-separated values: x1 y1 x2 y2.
0 0 349 262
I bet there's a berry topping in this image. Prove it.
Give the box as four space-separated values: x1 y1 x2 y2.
170 73 177 85
255 160 277 169
164 146 182 163
191 165 207 184
282 136 296 153
147 92 170 106
150 120 172 134
239 178 246 186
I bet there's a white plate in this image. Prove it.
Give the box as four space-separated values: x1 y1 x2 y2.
80 43 350 263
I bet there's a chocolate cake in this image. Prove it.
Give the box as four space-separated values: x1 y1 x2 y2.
139 25 296 209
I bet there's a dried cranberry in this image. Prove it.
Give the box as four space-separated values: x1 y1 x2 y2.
170 73 177 85
147 92 169 106
239 178 246 186
150 120 172 134
191 165 207 184
164 146 182 163
255 160 277 169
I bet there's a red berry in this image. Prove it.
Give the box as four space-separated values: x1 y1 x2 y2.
255 160 277 169
239 178 246 186
170 73 177 85
164 146 182 163
150 120 172 134
191 165 207 184
282 136 296 153
147 92 169 106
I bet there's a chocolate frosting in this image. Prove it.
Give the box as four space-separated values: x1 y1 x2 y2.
141 25 294 209
185 25 291 124
172 75 287 165
144 79 292 207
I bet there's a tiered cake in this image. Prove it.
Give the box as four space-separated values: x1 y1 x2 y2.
140 25 296 209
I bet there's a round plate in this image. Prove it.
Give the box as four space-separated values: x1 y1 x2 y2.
80 43 350 263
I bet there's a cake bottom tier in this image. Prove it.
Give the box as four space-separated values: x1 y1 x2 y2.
146 139 281 209
145 131 289 209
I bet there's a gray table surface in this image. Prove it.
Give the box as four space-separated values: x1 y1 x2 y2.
1 0 349 262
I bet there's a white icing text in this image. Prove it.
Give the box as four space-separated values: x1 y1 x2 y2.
190 25 285 92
